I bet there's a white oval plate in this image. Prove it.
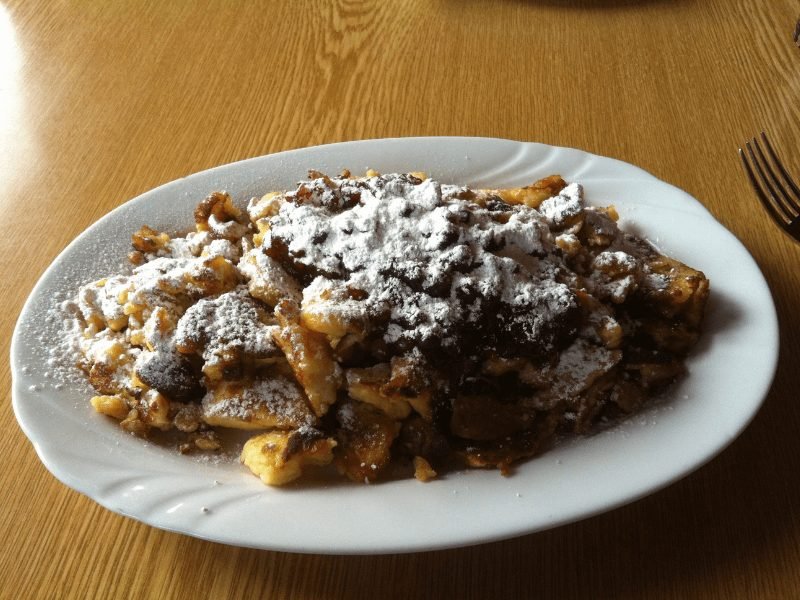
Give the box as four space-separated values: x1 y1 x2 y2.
12 138 778 554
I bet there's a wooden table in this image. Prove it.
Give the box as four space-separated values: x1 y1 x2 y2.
2 1 799 598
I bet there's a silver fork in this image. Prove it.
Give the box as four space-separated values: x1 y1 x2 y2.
739 132 800 242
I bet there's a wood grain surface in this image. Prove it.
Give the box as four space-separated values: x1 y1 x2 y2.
2 1 799 598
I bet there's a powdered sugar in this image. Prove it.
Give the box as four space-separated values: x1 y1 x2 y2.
588 250 641 303
174 286 278 367
239 248 302 304
260 174 579 358
552 338 620 398
167 231 213 258
128 257 220 309
208 214 248 240
202 376 313 425
538 183 583 227
204 239 241 261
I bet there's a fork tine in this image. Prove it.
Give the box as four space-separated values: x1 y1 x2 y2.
759 131 800 208
744 140 797 223
739 147 790 230
748 137 800 220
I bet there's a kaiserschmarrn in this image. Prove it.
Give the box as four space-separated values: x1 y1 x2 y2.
64 171 709 485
